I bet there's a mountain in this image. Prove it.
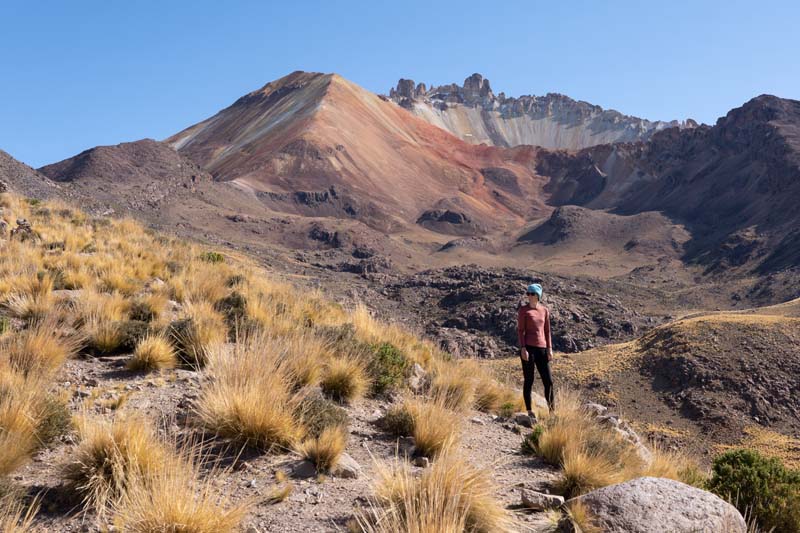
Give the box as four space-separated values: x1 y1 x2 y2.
0 149 60 199
539 94 800 275
167 71 550 233
387 74 697 150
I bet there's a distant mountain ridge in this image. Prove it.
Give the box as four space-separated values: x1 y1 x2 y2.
388 73 698 150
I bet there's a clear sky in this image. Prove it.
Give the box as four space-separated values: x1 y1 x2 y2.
1 0 798 167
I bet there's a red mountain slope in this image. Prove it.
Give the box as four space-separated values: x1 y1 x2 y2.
168 71 549 233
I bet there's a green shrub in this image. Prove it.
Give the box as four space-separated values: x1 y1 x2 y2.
367 342 408 396
200 251 225 264
498 401 516 419
521 425 544 456
296 394 349 439
0 316 9 335
35 395 72 448
707 448 800 533
378 405 414 437
26 198 41 206
214 291 247 330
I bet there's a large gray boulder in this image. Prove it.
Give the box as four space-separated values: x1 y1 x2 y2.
571 477 745 533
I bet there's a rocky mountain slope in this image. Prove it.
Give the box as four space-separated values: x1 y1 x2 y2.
0 149 61 199
540 94 800 276
167 71 549 234
388 73 696 149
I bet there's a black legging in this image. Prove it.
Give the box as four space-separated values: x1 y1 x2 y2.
521 346 554 412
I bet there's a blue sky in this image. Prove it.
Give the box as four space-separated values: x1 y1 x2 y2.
1 0 797 167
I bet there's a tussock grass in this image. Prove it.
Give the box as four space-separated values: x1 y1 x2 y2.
2 317 80 377
111 451 250 533
564 500 601 533
557 448 628 498
127 334 176 372
430 361 476 412
404 399 460 459
321 356 369 404
358 452 512 533
0 495 38 532
169 300 226 368
297 425 347 473
0 376 40 476
195 332 305 451
62 416 168 513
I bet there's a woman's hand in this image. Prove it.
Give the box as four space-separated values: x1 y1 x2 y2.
547 349 553 362
520 347 529 361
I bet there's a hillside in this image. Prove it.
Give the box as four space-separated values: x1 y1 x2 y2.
388 74 696 149
0 150 60 200
547 302 800 463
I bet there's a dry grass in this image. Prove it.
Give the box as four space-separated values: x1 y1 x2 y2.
127 334 176 372
195 333 305 451
429 361 476 412
358 452 512 533
564 500 601 533
0 376 40 476
62 416 168 513
297 425 348 473
111 451 250 533
0 495 39 532
404 399 460 459
716 426 800 470
1 317 79 377
169 300 227 368
557 448 628 498
641 445 708 487
320 356 369 404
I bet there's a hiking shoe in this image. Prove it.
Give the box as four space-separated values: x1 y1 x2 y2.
527 412 538 426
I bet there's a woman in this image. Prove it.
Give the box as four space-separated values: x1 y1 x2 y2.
517 283 554 422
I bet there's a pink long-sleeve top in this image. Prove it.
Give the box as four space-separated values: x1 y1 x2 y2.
517 304 552 349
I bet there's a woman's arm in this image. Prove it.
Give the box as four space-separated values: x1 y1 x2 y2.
545 308 553 358
517 307 526 349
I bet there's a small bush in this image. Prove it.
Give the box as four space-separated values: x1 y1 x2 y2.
128 334 176 372
521 425 544 456
707 448 800 533
297 393 349 439
378 405 415 437
116 320 150 353
429 363 475 412
200 251 225 264
34 395 72 448
367 342 408 396
498 401 516 419
557 449 625 498
320 357 368 404
214 290 247 330
297 425 347 473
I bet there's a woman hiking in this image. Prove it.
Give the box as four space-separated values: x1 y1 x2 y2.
517 283 554 423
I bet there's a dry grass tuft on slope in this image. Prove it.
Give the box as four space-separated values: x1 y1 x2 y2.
356 452 513 533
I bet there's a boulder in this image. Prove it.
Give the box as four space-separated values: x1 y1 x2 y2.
0 179 9 193
290 459 317 479
406 363 428 394
520 488 564 511
571 477 746 533
331 453 361 479
513 412 534 428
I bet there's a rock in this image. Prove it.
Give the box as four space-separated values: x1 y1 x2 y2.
0 219 7 237
520 488 565 510
413 456 430 468
0 180 9 193
571 477 746 533
331 453 361 479
513 412 533 428
10 218 35 241
406 363 428 394
470 417 485 425
290 459 317 479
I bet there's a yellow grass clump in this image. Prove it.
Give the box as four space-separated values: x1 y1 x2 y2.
169 300 227 368
320 356 369 404
297 424 348 473
0 496 39 532
62 416 169 513
404 398 461 459
195 332 305 451
1 317 80 378
358 452 513 533
111 451 250 533
127 334 176 372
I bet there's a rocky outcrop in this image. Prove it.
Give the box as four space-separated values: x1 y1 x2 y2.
387 74 695 150
570 477 746 533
